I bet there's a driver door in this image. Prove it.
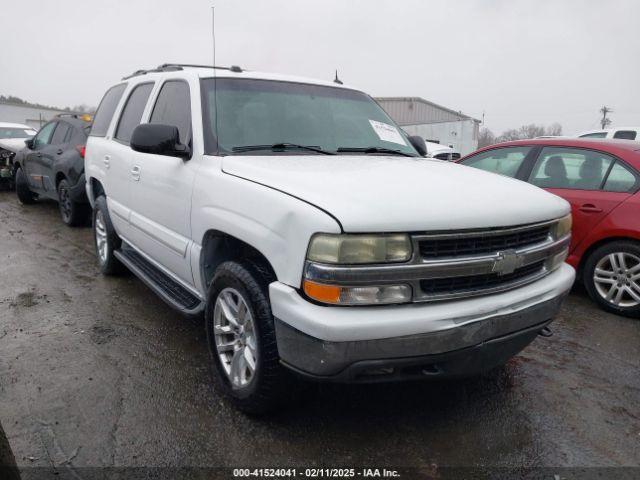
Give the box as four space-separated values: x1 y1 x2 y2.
25 121 57 194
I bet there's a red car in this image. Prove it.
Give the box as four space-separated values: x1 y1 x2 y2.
459 138 640 317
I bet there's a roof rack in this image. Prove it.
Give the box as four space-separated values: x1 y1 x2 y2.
55 113 93 121
122 63 243 80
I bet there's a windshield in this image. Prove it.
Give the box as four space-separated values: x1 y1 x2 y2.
0 127 36 139
200 78 418 156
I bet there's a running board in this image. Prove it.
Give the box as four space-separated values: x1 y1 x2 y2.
114 246 204 317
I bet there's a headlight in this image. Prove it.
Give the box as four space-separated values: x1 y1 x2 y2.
551 214 572 240
306 233 412 264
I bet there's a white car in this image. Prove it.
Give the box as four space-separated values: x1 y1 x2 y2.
85 64 574 413
424 140 460 161
0 122 37 185
577 127 640 141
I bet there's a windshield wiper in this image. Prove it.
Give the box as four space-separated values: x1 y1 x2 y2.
232 143 335 155
337 147 416 157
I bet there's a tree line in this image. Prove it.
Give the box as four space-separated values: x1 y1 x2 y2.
479 123 563 148
0 94 95 114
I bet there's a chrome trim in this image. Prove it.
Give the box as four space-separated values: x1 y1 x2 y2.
304 228 571 303
411 218 556 241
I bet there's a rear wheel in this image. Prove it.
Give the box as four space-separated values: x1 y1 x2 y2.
93 195 125 275
14 167 36 205
58 179 89 226
205 261 290 414
583 241 640 318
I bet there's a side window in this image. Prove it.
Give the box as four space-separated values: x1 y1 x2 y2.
529 147 614 190
613 130 637 140
603 162 637 192
461 146 532 178
50 123 71 145
91 84 127 137
33 122 57 149
115 83 154 144
150 81 192 145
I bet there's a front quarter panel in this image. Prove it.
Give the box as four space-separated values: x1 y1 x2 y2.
191 155 342 292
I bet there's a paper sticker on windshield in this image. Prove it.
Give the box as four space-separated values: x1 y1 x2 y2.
369 120 407 146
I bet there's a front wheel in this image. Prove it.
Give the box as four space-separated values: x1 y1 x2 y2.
205 261 290 414
14 167 36 205
583 241 640 318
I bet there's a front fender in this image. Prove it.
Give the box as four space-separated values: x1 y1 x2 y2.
191 157 341 293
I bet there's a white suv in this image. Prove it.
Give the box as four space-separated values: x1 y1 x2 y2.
85 64 575 413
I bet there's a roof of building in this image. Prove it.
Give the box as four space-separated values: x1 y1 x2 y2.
375 96 481 126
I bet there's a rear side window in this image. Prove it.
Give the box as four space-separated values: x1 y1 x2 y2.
529 147 614 190
613 130 637 140
461 146 532 178
579 132 607 138
91 84 126 137
603 162 637 192
115 83 154 144
150 81 192 144
50 123 71 145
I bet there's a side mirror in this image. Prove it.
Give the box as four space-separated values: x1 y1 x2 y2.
408 135 427 157
130 124 190 159
24 138 34 149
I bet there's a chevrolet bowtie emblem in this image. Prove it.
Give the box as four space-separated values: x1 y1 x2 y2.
492 250 522 276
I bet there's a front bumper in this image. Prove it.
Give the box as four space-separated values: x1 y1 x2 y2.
270 263 574 381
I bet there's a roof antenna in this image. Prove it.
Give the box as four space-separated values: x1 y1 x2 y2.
333 70 343 85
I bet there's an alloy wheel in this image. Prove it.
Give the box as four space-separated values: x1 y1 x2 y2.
213 287 258 388
59 187 72 222
593 252 640 308
94 210 109 265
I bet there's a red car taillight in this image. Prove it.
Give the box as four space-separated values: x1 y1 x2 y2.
76 145 86 158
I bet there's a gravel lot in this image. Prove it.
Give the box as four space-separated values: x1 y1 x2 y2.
0 191 639 475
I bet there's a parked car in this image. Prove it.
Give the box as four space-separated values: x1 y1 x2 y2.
0 122 37 189
85 64 573 413
459 138 640 317
13 114 92 226
578 127 640 141
424 140 461 161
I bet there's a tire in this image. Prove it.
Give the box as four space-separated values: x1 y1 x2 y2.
57 179 89 227
205 261 290 414
583 240 640 318
92 195 125 275
14 167 36 205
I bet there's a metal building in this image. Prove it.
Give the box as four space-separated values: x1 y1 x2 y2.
0 101 79 129
376 97 481 155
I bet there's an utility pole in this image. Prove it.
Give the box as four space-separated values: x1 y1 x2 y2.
600 106 612 130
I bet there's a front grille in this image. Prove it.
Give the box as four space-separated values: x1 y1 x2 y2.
419 224 551 259
419 261 545 296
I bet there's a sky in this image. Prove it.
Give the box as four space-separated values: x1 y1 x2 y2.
2 0 639 135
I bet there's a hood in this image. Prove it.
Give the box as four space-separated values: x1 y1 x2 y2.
222 155 569 232
0 138 29 153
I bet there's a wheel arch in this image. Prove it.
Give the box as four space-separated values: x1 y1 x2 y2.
88 177 105 204
200 230 277 290
577 236 640 279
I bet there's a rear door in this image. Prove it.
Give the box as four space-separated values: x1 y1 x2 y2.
126 79 197 286
528 146 637 251
104 82 154 238
40 121 73 196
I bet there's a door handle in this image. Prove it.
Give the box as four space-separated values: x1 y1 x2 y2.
56 149 63 155
579 203 603 213
131 165 141 181
103 155 110 169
